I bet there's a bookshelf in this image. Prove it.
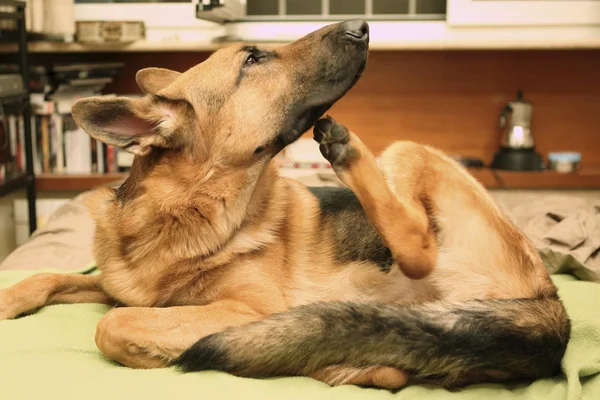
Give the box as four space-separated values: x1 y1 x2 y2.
5 54 126 193
30 168 600 192
0 0 36 234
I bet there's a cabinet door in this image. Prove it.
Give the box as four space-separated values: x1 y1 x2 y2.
447 0 600 27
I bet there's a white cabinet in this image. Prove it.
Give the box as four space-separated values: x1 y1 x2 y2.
447 0 600 27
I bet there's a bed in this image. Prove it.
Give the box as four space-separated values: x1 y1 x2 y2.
1 171 599 400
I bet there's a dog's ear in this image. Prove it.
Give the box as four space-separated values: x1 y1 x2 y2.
72 96 182 156
136 68 181 95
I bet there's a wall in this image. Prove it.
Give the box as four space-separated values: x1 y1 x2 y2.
331 49 600 166
32 48 600 168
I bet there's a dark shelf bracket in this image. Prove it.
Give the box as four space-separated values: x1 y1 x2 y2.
0 0 37 235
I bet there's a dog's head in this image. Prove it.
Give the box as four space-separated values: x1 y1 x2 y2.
72 19 368 171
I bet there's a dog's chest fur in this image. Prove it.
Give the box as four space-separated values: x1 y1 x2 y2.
92 178 430 309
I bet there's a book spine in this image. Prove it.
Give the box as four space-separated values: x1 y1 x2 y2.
8 115 17 166
78 125 92 174
106 145 116 173
36 116 43 175
54 114 65 173
31 115 41 175
41 115 50 173
17 115 25 172
97 139 105 174
90 137 98 173
48 115 56 172
0 114 6 166
63 115 74 174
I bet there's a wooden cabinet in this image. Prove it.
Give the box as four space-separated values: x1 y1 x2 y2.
447 0 600 27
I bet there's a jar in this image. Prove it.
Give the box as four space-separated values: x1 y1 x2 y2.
547 152 581 174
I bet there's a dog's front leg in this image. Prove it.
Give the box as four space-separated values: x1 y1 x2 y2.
0 273 113 320
95 300 262 369
313 117 437 280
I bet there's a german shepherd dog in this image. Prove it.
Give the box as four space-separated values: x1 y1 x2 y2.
0 19 570 389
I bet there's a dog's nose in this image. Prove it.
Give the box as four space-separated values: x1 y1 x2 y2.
341 19 369 42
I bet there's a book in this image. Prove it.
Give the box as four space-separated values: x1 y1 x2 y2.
17 115 24 172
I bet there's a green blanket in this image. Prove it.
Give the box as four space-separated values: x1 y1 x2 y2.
1 269 599 400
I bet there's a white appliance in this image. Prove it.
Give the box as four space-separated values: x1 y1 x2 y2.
195 0 246 24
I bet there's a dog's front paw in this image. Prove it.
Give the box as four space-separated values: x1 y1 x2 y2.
313 116 357 168
96 308 176 369
0 288 23 320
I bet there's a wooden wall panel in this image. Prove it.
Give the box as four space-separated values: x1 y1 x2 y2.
32 49 600 167
325 50 600 166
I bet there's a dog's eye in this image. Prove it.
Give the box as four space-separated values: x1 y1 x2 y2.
245 54 259 66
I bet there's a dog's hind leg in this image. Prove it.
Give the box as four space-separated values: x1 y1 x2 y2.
314 116 550 298
313 117 436 280
0 273 113 320
311 365 409 390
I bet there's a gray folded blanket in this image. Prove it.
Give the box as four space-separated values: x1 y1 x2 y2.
492 191 600 283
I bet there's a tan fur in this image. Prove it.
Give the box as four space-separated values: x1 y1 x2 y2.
312 365 409 389
0 20 559 389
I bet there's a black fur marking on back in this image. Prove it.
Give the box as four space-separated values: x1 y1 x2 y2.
308 186 393 272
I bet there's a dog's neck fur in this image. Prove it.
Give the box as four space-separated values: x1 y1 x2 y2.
89 150 280 268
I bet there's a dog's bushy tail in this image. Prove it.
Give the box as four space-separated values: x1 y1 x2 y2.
174 296 570 386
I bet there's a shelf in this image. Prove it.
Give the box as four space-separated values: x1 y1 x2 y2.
0 1 25 6
1 38 599 54
469 168 600 190
0 30 58 45
0 172 29 197
32 169 600 192
1 20 600 53
0 40 223 53
0 13 598 53
36 173 126 191
0 89 27 103
0 10 23 21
